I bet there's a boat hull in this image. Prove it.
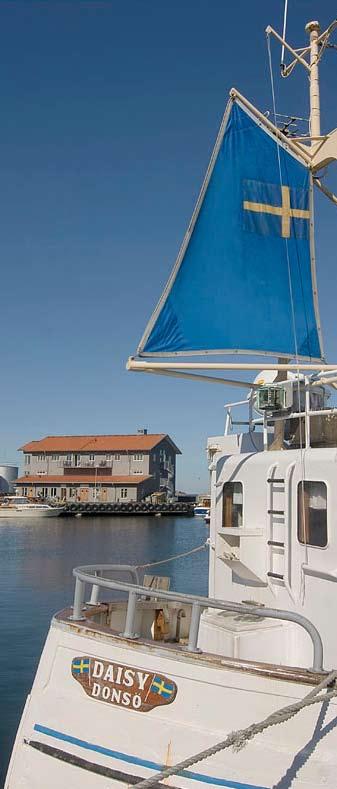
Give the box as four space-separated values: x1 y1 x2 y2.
0 507 63 518
194 507 209 516
6 615 337 789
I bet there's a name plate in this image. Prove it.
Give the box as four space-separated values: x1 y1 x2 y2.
71 656 177 713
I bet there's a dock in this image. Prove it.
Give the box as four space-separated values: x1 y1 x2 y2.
61 501 194 517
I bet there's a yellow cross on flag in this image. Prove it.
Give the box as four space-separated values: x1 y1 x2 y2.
243 180 310 239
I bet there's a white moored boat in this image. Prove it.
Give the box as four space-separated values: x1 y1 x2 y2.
0 495 63 518
194 505 209 517
6 9 337 789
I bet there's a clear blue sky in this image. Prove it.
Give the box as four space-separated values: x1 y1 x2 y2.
1 0 337 490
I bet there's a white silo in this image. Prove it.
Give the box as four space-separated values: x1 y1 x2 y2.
0 464 18 494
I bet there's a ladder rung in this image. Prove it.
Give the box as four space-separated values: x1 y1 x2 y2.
267 572 284 580
268 509 284 516
267 478 285 484
267 540 285 548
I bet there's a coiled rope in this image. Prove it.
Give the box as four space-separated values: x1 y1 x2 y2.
134 671 337 789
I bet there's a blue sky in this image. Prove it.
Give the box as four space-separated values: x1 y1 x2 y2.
0 0 337 490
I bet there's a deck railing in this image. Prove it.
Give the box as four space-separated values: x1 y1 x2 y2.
70 564 324 672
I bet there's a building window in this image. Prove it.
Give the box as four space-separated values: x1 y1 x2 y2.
298 481 327 548
23 487 28 496
51 455 59 461
114 454 121 461
89 454 95 461
67 454 72 462
222 482 243 528
133 453 143 461
50 487 57 497
41 487 48 498
24 455 30 465
153 453 156 462
134 470 143 474
37 454 44 462
120 488 128 499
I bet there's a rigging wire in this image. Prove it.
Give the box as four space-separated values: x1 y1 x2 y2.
267 32 308 590
266 33 300 366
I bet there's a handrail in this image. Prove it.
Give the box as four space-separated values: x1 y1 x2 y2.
71 564 324 672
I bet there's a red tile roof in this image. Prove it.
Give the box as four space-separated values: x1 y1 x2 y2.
16 475 152 485
20 434 181 453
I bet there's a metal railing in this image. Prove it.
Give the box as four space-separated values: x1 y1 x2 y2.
70 564 324 672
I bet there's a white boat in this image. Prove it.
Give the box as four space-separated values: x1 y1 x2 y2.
194 505 209 516
7 10 337 789
0 495 63 518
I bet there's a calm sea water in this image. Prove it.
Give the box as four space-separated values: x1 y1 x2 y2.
0 514 208 785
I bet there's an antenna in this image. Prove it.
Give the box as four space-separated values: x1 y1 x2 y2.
266 19 337 187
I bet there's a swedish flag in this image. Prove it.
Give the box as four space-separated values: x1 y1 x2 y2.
72 658 90 675
243 179 310 239
150 675 174 698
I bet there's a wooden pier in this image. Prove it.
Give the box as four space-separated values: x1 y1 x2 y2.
61 501 194 517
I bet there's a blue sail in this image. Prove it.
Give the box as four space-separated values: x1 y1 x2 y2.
138 99 323 360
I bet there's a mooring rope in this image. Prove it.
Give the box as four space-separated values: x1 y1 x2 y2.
133 671 337 789
135 542 208 570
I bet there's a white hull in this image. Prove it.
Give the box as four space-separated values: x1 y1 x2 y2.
6 613 337 789
0 507 63 518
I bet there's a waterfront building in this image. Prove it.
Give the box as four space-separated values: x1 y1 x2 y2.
15 431 181 502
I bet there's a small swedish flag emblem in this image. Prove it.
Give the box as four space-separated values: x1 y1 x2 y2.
72 657 90 675
150 675 174 698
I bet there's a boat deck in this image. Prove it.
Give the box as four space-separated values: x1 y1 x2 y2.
55 601 327 687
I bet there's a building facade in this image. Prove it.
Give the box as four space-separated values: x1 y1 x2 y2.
16 432 181 502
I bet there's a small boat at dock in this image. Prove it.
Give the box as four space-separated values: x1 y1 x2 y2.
0 495 63 518
193 505 209 517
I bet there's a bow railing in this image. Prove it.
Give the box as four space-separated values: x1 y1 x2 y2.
70 563 324 672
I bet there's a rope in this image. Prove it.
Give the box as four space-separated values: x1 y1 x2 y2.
135 542 208 570
133 671 337 789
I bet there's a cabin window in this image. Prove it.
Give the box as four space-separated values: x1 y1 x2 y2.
298 481 327 547
222 482 243 528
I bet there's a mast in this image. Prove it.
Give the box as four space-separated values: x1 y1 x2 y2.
305 21 321 142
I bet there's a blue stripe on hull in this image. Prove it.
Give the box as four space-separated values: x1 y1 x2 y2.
34 724 268 789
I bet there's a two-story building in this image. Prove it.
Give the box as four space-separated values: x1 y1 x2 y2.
16 431 181 502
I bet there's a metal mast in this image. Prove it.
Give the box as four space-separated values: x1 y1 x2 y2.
305 21 321 142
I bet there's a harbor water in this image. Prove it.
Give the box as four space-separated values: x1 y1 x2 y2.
0 515 208 785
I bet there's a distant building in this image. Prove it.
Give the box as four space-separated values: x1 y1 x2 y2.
0 464 18 494
16 431 181 502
